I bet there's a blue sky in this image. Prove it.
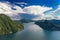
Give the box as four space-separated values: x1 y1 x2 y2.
1 0 60 9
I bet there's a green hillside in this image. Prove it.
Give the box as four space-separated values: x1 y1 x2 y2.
0 14 24 35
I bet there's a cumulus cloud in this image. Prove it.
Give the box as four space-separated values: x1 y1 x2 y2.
23 5 52 20
0 1 60 20
0 2 12 14
0 2 25 20
23 5 60 20
24 5 52 15
0 2 24 14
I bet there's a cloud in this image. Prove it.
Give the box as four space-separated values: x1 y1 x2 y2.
0 2 25 20
0 2 24 14
0 2 53 20
23 5 60 20
0 2 12 14
54 5 60 20
15 2 28 7
12 5 25 13
16 2 28 5
0 1 60 20
23 5 52 20
44 5 60 20
24 5 52 15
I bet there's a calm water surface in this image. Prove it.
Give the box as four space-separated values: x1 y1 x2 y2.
0 22 60 40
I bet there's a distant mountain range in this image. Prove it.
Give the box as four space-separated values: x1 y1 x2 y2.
20 19 35 23
14 19 36 23
0 14 24 35
49 19 60 25
35 20 60 31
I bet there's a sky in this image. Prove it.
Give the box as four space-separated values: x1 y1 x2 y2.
0 0 60 20
1 0 60 8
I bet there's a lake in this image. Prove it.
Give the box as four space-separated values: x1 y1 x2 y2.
0 22 60 40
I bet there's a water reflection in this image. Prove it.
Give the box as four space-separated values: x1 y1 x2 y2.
48 31 60 40
0 22 60 40
13 22 45 40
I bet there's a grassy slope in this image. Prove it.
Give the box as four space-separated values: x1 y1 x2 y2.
0 14 24 35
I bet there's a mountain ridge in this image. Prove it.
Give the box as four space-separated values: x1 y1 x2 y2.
35 20 60 30
0 14 24 35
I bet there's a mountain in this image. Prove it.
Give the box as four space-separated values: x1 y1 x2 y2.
14 19 36 23
0 14 24 35
48 19 60 25
19 19 35 23
35 20 60 31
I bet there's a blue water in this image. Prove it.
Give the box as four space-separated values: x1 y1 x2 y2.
0 22 60 40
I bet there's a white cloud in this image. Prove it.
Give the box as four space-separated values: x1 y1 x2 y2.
16 2 28 7
0 2 25 20
45 5 60 20
0 2 53 20
0 2 24 14
16 2 28 5
12 5 25 13
24 5 60 20
23 5 52 20
1 2 60 20
24 5 52 15
44 14 55 20
0 2 12 14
